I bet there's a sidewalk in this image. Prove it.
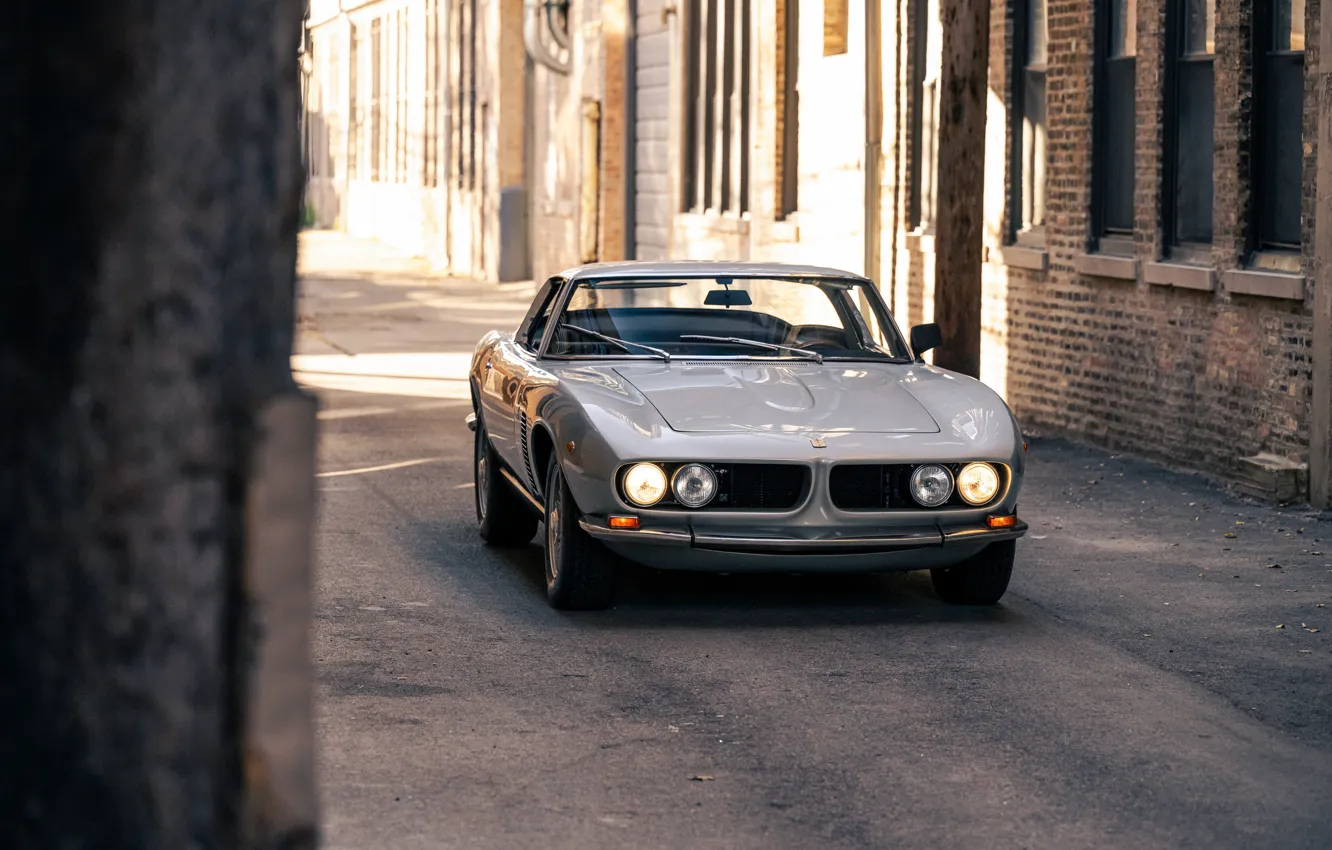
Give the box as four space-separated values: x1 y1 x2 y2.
294 230 535 398
1018 435 1331 743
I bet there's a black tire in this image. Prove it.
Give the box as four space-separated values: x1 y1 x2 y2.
474 414 538 547
930 540 1015 605
543 457 616 610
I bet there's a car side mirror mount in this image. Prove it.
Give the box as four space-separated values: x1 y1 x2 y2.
909 323 943 360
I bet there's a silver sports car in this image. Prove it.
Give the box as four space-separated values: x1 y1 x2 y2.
467 261 1028 610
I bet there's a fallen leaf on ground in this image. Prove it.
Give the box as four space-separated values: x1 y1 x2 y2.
1307 628 1321 634
1276 624 1286 629
1319 604 1326 608
1031 535 1047 540
1266 564 1283 569
689 775 715 782
1224 533 1237 538
1300 650 1314 654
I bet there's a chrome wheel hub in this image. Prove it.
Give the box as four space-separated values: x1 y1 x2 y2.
475 434 488 520
546 491 561 583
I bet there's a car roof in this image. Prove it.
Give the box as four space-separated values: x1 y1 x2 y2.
555 260 871 283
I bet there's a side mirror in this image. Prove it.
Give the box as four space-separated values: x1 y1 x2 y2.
909 323 943 359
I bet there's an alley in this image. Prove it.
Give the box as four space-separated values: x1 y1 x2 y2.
299 234 1332 850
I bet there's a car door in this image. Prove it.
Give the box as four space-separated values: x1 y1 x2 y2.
479 277 561 476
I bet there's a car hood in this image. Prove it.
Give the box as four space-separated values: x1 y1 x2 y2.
612 362 941 434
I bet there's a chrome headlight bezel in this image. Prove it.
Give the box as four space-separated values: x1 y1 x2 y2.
621 462 669 507
956 462 1001 506
909 464 955 507
671 463 718 508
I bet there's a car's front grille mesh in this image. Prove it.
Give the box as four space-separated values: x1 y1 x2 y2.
721 464 806 510
829 464 1002 510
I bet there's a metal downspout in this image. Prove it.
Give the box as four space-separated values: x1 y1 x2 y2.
863 0 884 305
625 0 638 260
525 0 571 74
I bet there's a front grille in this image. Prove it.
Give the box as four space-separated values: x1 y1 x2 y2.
719 464 806 510
829 464 1004 510
623 462 808 511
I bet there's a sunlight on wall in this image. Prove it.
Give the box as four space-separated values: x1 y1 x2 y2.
292 352 473 400
980 88 1010 402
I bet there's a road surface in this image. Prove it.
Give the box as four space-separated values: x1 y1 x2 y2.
297 234 1332 850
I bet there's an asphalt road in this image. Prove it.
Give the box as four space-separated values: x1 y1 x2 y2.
298 246 1332 850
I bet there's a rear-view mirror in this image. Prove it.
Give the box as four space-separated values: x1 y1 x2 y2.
704 289 753 307
910 323 943 359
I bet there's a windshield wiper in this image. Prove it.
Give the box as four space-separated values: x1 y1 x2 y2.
679 334 823 363
558 324 671 361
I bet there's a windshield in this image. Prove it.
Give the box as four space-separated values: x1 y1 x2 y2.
539 276 911 361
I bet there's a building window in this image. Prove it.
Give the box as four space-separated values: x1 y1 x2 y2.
1011 0 1047 244
424 0 440 187
1165 0 1214 248
348 25 360 179
776 0 798 217
370 17 383 182
394 10 404 185
682 0 752 216
1253 0 1305 251
1093 0 1136 251
908 0 940 230
823 0 848 56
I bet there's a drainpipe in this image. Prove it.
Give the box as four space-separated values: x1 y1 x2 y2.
1312 0 1332 508
525 0 571 74
625 0 638 260
862 0 884 303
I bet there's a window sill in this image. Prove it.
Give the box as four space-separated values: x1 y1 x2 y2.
1075 253 1138 281
676 210 751 235
906 229 936 253
998 245 1049 272
1144 261 1216 292
1222 269 1306 301
770 218 801 243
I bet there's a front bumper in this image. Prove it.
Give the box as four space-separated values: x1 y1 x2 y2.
578 517 1027 571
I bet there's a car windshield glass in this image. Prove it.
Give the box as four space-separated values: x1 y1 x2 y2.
541 276 911 361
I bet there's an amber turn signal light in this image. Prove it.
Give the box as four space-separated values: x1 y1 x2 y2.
986 515 1017 528
609 516 640 529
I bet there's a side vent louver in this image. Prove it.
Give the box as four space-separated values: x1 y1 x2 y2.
518 408 535 489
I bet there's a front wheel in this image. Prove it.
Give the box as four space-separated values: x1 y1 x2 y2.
474 415 538 547
543 457 616 610
930 540 1015 605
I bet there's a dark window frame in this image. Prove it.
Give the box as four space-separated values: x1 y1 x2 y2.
348 25 360 179
1091 0 1137 253
1009 0 1048 246
907 0 931 230
1162 0 1216 251
370 18 383 183
681 0 751 216
1249 0 1305 254
518 278 562 352
777 0 799 218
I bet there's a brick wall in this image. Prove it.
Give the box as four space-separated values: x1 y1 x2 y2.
877 0 1322 488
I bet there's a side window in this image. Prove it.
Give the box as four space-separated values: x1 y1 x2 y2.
516 278 561 352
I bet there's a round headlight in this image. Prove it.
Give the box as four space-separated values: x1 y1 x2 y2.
623 463 668 506
909 464 954 507
672 463 718 508
956 462 1000 505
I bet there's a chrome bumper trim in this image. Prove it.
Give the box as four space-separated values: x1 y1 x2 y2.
579 519 1028 554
